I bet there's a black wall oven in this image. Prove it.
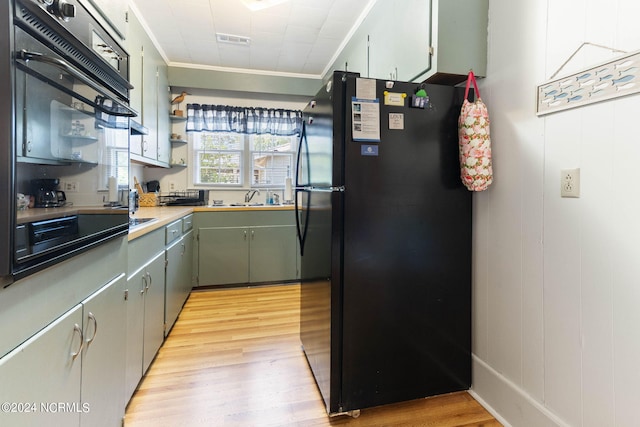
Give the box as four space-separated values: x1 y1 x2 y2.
1 0 136 285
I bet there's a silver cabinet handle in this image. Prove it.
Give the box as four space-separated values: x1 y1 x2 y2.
85 312 98 345
140 274 147 294
71 323 84 361
251 230 255 240
146 271 152 291
181 242 185 255
243 230 247 240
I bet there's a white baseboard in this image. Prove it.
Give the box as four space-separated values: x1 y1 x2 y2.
470 355 570 427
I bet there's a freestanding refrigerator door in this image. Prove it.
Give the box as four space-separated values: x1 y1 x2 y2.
339 78 471 411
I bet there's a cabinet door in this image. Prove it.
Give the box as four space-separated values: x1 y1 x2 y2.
198 227 249 286
249 225 297 283
165 237 183 335
394 0 430 81
86 0 128 40
80 274 126 427
0 304 83 427
143 251 166 373
141 46 158 161
125 268 145 401
156 66 170 165
181 230 194 296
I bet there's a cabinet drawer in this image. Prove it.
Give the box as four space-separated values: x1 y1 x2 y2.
165 220 182 245
182 214 193 233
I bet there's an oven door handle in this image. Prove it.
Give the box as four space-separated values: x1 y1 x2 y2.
17 49 137 118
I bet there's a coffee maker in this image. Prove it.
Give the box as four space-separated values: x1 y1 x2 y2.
32 179 66 208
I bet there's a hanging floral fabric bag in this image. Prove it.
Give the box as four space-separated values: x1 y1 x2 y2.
458 70 493 191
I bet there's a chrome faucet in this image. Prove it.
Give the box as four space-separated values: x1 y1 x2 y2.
244 189 260 203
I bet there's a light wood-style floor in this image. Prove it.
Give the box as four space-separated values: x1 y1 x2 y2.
125 284 501 427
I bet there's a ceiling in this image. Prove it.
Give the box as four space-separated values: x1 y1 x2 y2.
129 0 375 78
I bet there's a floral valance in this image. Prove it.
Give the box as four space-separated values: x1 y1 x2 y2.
186 104 302 136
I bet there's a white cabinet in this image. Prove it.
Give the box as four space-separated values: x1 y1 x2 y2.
0 274 126 427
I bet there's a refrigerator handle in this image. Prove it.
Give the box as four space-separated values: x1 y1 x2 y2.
294 120 307 188
294 189 304 256
295 122 310 256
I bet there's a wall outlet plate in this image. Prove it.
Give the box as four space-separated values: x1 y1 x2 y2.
561 168 580 198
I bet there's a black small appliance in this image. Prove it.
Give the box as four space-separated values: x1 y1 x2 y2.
32 179 66 208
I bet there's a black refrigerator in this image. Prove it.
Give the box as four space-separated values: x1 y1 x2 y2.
295 71 472 415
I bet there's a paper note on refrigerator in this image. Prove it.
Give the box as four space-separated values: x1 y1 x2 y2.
352 97 380 142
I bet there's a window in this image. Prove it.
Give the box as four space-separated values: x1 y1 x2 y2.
192 132 244 185
250 134 296 186
191 132 298 187
187 103 301 188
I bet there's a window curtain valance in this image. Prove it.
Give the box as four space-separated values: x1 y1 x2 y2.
186 104 302 136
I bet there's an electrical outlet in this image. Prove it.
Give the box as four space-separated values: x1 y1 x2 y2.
169 181 176 191
561 168 580 198
63 181 79 192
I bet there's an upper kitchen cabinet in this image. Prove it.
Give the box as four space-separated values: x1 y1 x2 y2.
326 0 488 85
127 8 170 168
82 0 129 41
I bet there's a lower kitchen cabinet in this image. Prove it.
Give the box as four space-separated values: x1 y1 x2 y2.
195 210 297 286
198 227 250 285
0 304 83 426
249 225 297 283
165 228 194 335
80 274 127 427
0 273 127 427
125 230 166 401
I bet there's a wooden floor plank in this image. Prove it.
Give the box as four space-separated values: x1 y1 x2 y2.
125 284 500 427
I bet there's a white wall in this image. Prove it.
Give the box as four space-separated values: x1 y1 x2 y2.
473 1 640 426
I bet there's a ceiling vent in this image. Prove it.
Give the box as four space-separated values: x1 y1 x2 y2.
241 0 291 11
216 33 251 46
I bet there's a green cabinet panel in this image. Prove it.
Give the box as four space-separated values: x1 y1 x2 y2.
249 226 297 283
197 224 297 286
165 229 193 335
125 250 165 400
0 274 126 427
0 304 83 427
199 227 250 286
80 274 126 427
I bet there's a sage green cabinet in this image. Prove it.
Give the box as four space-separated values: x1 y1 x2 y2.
198 227 250 285
326 0 488 84
156 68 171 165
0 274 126 427
125 230 166 401
0 304 83 426
127 8 169 167
165 228 194 335
84 0 128 40
80 274 127 427
197 217 297 286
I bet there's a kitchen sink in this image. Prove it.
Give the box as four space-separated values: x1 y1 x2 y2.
229 203 265 207
129 217 157 227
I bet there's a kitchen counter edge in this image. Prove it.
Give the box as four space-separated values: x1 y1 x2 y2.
128 205 294 240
